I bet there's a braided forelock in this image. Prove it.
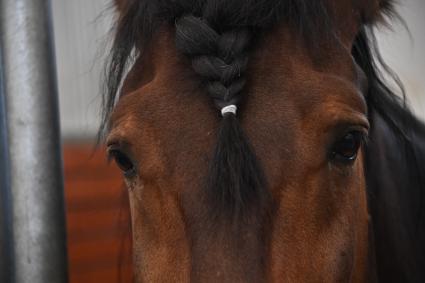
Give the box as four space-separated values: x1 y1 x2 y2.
175 15 270 223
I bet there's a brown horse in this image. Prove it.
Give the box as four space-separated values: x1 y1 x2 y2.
102 0 425 282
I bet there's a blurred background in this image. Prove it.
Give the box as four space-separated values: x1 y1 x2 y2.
50 0 425 282
51 1 129 282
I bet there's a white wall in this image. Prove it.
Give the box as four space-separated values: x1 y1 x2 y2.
51 0 425 139
52 0 113 139
376 0 425 120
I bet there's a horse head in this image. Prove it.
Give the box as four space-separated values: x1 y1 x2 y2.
104 1 425 281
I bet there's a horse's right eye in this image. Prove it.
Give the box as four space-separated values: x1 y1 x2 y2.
108 149 136 177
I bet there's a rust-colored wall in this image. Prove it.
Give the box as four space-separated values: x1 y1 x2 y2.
63 144 132 282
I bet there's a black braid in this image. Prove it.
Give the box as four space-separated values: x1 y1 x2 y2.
176 16 250 110
175 15 269 222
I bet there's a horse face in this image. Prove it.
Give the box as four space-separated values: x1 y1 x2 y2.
250 27 371 281
106 1 392 281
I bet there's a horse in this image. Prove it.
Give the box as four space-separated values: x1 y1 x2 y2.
101 0 425 282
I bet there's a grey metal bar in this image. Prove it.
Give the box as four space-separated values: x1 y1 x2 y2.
0 0 68 282
0 44 15 283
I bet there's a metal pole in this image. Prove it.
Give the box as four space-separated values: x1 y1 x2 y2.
0 0 68 282
0 44 14 283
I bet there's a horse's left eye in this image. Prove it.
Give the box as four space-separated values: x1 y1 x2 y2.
331 131 364 164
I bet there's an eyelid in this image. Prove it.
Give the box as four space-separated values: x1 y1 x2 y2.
106 137 134 162
106 131 132 149
329 111 369 132
106 145 119 162
338 124 369 138
331 110 369 130
106 142 121 160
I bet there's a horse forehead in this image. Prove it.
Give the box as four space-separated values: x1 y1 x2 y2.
111 27 364 154
248 25 361 104
113 23 362 129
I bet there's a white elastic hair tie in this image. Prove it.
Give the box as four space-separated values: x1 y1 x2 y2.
221 105 237 116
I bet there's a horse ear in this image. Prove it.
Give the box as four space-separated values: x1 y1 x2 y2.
360 0 396 24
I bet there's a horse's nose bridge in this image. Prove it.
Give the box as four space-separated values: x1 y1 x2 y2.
240 107 301 194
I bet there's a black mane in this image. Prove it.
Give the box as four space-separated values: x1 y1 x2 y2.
103 0 425 281
353 28 425 281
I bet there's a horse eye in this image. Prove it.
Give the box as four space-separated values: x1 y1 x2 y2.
331 131 364 164
108 149 136 176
